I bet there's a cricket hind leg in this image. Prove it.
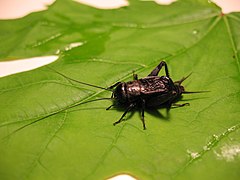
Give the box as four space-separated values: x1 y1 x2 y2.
171 103 190 108
166 102 189 113
113 104 135 126
148 61 169 77
165 103 189 118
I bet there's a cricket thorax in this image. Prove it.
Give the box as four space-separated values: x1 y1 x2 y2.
113 81 142 105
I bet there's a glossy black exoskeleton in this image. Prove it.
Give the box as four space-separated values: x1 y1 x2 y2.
106 61 190 129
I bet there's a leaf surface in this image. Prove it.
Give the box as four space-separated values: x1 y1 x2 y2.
0 0 240 179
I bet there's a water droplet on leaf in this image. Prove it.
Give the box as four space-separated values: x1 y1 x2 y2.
192 29 198 35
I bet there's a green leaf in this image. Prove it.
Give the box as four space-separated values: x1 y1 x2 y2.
0 0 240 179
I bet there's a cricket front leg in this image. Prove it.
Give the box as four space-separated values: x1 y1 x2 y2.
113 103 135 126
108 82 121 89
106 105 114 110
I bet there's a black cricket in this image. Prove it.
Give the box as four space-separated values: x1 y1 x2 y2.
50 61 201 130
106 61 190 130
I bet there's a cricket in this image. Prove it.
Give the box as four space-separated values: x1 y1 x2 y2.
51 61 204 130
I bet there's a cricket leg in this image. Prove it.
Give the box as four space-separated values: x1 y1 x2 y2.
108 82 121 89
113 104 135 126
148 61 169 77
172 103 190 107
133 72 138 80
141 99 146 130
106 105 114 110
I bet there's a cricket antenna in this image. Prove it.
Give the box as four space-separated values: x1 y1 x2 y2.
2 97 113 141
46 66 113 92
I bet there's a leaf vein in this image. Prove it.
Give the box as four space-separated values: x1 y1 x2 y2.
82 124 126 180
24 111 67 179
173 122 240 178
223 16 240 73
